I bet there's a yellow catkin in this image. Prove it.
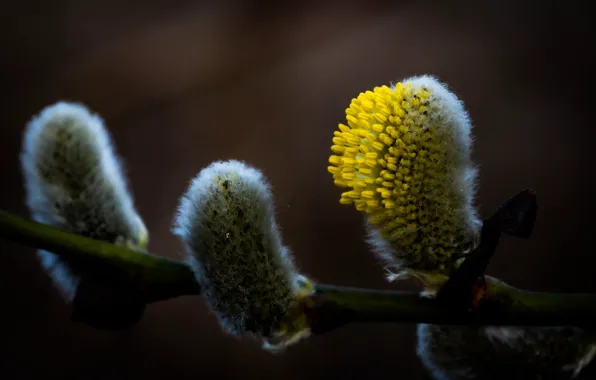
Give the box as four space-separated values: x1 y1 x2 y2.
328 76 479 274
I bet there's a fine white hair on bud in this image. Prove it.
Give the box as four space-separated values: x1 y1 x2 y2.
21 102 148 301
172 160 313 349
417 323 596 380
416 278 596 379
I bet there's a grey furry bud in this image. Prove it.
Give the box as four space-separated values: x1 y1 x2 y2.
21 102 148 301
418 324 596 379
172 160 312 349
417 278 596 379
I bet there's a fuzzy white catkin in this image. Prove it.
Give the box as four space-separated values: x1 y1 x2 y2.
21 102 148 301
417 324 596 380
172 160 304 338
417 278 596 379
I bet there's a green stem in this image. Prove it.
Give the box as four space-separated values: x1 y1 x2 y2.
0 210 199 302
2 209 596 330
315 282 596 328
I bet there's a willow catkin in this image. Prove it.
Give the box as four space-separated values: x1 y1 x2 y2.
21 102 148 301
328 75 480 284
172 160 313 350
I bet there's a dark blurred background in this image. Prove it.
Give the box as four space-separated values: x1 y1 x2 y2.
1 1 595 378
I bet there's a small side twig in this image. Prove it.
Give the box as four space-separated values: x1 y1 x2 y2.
436 189 537 311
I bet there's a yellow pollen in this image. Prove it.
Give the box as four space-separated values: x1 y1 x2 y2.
327 80 474 272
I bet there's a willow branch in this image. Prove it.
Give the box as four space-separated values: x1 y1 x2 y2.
1 209 596 333
309 281 596 334
0 209 199 302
